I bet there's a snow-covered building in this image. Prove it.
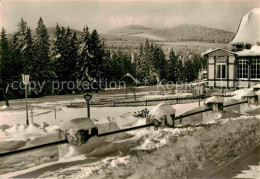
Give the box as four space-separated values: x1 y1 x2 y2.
202 8 260 90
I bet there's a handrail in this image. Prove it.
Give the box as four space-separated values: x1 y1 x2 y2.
174 101 248 120
97 123 154 137
175 108 211 120
0 140 68 158
223 101 248 108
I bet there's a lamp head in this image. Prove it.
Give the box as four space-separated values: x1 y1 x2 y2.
83 93 92 101
22 74 30 85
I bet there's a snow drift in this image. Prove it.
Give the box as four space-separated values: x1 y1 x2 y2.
85 116 260 179
147 103 176 127
58 117 137 159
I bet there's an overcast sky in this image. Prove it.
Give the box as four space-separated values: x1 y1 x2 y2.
0 0 259 34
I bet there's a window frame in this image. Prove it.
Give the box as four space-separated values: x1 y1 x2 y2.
216 57 227 79
250 58 260 80
237 58 249 79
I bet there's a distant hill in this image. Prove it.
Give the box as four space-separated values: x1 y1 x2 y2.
149 24 235 43
7 24 235 44
107 24 235 43
6 24 234 55
108 25 152 35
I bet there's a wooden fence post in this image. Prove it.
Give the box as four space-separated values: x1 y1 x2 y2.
55 108 57 119
31 108 33 124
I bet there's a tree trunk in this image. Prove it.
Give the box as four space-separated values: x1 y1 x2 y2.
4 84 10 106
4 93 9 106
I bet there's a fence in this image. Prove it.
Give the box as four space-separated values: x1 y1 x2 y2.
67 96 211 108
0 100 248 158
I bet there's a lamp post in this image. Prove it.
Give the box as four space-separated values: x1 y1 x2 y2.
83 93 92 118
22 74 30 125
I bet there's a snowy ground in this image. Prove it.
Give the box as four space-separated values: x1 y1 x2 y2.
0 88 260 178
0 95 199 177
235 162 260 179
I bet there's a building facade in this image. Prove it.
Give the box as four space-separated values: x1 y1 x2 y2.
202 8 260 90
203 47 260 89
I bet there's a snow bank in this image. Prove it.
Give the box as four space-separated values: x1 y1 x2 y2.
234 162 260 178
253 84 260 89
0 123 48 142
205 95 223 104
0 143 58 175
0 123 60 175
87 115 260 179
240 90 258 97
0 105 8 110
59 117 137 159
227 88 254 100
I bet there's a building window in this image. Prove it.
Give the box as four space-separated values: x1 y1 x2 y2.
251 58 260 79
216 57 226 79
237 59 248 79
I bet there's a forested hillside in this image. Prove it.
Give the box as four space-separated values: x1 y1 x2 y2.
0 18 207 105
108 24 235 43
149 24 235 43
108 25 152 35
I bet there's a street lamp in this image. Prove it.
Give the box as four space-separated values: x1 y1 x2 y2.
83 93 92 118
22 74 30 125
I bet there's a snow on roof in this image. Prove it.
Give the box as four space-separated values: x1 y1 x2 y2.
149 103 176 120
231 8 260 45
201 48 212 56
201 48 235 56
205 96 224 104
236 45 260 56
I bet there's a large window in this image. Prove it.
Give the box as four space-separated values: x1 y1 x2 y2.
237 59 248 79
216 57 226 79
251 58 260 79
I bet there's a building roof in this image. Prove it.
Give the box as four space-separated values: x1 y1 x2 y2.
201 48 236 56
231 8 260 45
202 45 260 57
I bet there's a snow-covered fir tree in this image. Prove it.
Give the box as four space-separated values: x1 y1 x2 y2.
33 17 55 95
